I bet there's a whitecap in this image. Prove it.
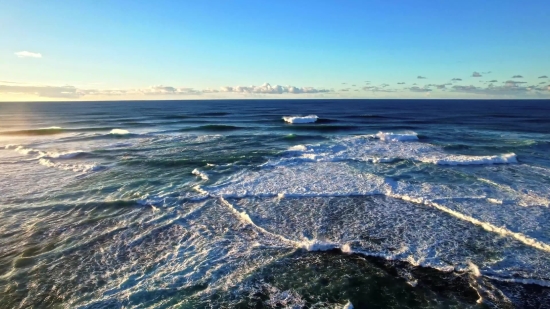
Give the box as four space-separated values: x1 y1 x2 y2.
192 168 209 181
46 150 87 159
299 239 339 251
420 153 517 165
343 301 354 309
375 131 418 142
287 145 308 151
109 129 130 135
38 158 101 173
282 115 318 124
13 146 46 156
278 135 518 166
3 144 17 149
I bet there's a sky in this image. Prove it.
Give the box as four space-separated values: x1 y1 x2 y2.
1 0 549 101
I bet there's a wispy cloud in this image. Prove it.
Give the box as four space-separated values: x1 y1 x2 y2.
361 86 395 92
472 72 482 77
0 84 79 98
539 75 548 79
220 83 330 94
488 80 498 83
512 75 523 78
14 51 42 58
427 83 450 89
451 81 549 97
409 86 432 92
0 82 331 99
504 80 526 87
397 82 405 85
417 76 427 79
140 85 200 95
451 78 462 81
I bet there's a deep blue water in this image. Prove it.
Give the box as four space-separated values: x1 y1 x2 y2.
1 100 550 308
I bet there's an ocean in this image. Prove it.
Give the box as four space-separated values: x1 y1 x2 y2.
0 99 549 308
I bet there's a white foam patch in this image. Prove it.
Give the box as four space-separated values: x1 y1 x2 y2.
38 158 101 173
46 150 86 159
202 160 550 254
281 135 518 166
468 261 481 277
110 129 130 135
282 115 318 124
288 145 308 151
298 239 340 251
420 153 517 165
343 301 354 309
4 145 88 160
8 145 46 156
385 187 550 253
206 162 388 198
192 168 209 181
375 131 418 142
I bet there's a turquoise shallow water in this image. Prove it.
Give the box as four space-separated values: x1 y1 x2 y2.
0 100 550 308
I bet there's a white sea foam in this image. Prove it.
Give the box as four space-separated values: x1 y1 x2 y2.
203 158 550 256
109 129 130 135
9 145 45 156
288 145 308 151
420 153 517 165
192 168 209 180
343 301 354 309
468 261 481 277
282 115 318 124
370 157 398 163
4 144 98 173
279 135 518 166
38 158 100 173
206 162 387 198
299 239 339 251
375 131 418 142
46 150 86 159
5 145 89 160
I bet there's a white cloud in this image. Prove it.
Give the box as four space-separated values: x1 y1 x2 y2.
220 83 330 94
14 51 42 58
450 83 549 97
139 85 200 95
0 84 79 98
409 86 432 92
0 83 204 99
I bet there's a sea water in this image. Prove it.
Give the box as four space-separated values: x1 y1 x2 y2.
0 99 549 308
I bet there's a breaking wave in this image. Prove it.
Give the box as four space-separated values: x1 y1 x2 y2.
283 115 318 124
278 133 519 166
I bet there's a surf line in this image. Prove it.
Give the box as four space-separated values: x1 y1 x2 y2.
388 192 550 253
220 197 354 254
220 197 300 247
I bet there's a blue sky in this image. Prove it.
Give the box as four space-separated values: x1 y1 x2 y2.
1 0 549 100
